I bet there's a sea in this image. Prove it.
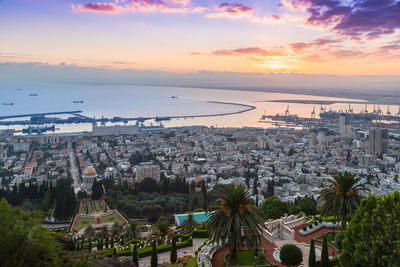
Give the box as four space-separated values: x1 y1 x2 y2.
0 82 395 133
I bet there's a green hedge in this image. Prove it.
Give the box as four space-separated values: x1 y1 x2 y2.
192 229 209 238
100 238 193 258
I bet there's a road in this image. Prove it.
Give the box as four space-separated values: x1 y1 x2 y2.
67 138 81 194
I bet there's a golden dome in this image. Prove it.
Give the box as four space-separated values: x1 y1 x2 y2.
83 167 97 176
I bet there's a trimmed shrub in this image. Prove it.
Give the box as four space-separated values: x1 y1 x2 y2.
100 238 194 258
280 244 303 267
303 226 307 231
192 229 209 238
308 224 313 229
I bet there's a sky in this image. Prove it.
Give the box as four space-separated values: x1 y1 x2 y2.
0 0 400 76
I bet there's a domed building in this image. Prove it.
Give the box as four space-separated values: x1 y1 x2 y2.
81 166 97 195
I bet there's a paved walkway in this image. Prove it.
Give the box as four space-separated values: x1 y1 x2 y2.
210 224 341 267
136 238 207 267
294 224 341 259
211 237 283 267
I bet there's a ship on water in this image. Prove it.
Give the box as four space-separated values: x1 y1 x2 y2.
73 100 84 103
3 102 14 106
171 96 178 99
29 93 38 96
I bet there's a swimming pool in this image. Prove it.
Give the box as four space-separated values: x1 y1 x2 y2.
174 212 212 225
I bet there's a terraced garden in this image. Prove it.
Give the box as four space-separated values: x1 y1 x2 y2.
103 212 125 225
74 216 93 232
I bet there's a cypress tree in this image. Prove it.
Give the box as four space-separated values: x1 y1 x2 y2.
151 241 157 267
201 180 207 209
132 245 138 266
309 239 316 267
170 236 177 264
88 237 92 252
321 236 329 267
111 236 114 247
41 188 53 211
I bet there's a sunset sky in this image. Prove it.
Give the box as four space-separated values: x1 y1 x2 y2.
1 0 400 75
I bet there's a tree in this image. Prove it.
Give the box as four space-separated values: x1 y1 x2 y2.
201 180 208 209
321 236 329 267
308 239 316 267
41 188 53 211
91 179 104 200
53 178 76 220
151 241 158 267
0 198 61 266
125 221 141 241
153 219 172 243
280 244 303 267
292 197 317 216
112 222 122 238
84 225 95 238
88 237 92 252
181 212 197 234
170 236 177 264
341 191 400 266
260 196 289 220
101 225 109 239
207 184 264 260
140 178 159 193
319 172 367 229
132 245 138 266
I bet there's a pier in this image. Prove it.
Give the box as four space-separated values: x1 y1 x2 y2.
0 101 256 127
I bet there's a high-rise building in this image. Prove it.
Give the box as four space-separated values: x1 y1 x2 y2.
136 164 161 182
338 114 350 135
309 132 317 148
369 128 388 156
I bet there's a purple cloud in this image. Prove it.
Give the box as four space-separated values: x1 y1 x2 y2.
72 2 119 13
283 0 400 38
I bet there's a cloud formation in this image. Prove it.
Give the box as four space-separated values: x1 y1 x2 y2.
72 0 192 14
212 47 279 57
281 0 400 39
71 2 119 13
72 1 281 24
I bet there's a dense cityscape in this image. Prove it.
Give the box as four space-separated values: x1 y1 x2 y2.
1 111 400 266
2 0 400 266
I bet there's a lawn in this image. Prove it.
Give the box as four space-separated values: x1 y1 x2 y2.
320 215 336 222
74 216 93 232
103 212 125 225
186 256 197 267
225 250 275 267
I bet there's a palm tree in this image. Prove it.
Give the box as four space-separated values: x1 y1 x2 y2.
125 221 141 241
100 225 109 239
181 212 197 234
319 172 368 229
153 219 173 243
206 184 265 260
84 225 96 238
112 222 122 237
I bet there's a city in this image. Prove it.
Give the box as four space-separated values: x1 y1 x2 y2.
1 111 400 266
1 0 400 266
